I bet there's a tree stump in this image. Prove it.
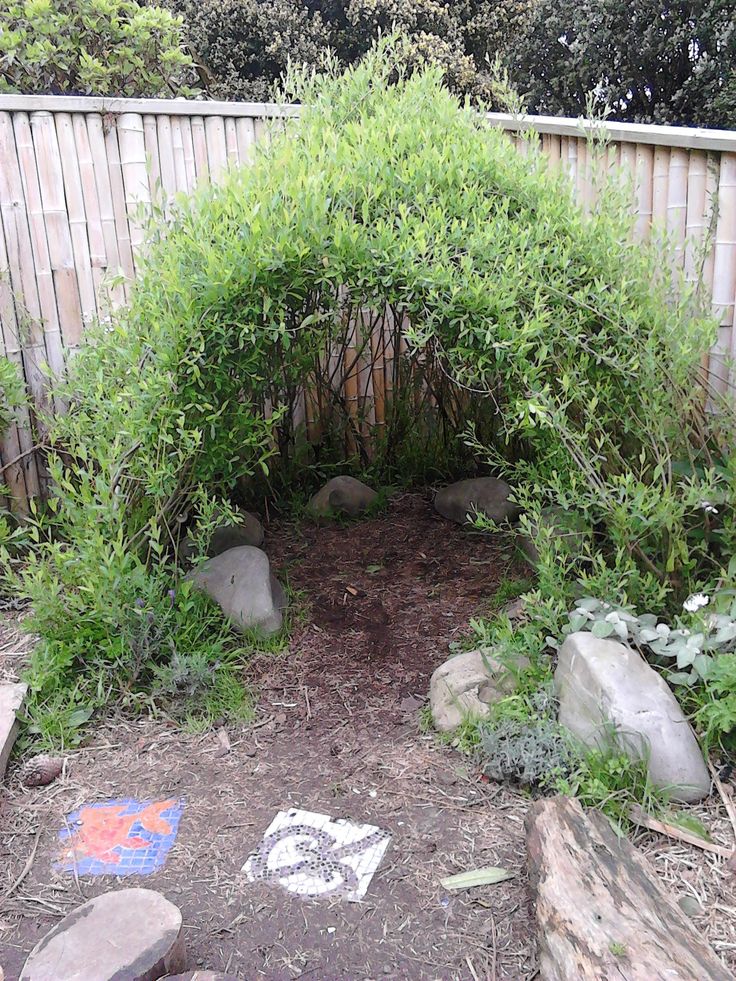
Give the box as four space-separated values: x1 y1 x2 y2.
526 796 732 980
20 888 186 981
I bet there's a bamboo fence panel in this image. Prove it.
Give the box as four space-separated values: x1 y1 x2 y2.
1 96 736 510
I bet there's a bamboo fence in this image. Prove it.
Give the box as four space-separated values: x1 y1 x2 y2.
1 95 736 510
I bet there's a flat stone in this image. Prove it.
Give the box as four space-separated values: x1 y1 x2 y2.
179 509 264 563
429 649 527 732
519 505 591 566
433 476 519 526
189 546 285 636
20 888 186 980
555 632 710 802
308 475 377 518
0 682 27 781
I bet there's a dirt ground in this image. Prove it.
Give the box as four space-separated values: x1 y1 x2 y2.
1 492 736 979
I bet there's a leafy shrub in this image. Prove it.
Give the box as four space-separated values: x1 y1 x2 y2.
10 41 734 746
0 0 198 97
163 0 534 102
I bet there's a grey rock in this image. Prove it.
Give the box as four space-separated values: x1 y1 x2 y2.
189 546 286 636
180 509 264 564
20 888 186 980
429 649 528 732
433 477 519 526
520 505 591 566
0 682 27 781
308 475 378 518
555 632 710 802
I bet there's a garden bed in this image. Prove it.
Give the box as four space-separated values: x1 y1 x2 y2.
2 493 736 979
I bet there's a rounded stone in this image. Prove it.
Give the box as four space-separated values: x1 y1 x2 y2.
308 475 378 518
433 476 519 526
20 888 186 981
188 545 286 636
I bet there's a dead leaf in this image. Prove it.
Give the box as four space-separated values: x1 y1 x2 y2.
440 867 515 891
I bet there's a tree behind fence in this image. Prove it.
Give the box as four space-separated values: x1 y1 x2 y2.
1 95 735 512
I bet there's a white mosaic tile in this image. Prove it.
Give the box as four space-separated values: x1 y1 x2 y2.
243 807 391 901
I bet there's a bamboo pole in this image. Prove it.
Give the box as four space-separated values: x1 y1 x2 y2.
86 113 127 305
142 114 161 196
55 112 97 333
116 113 150 261
711 153 736 396
666 147 689 271
235 117 257 166
178 116 197 190
651 145 670 229
156 113 177 213
190 115 209 182
170 117 188 194
73 114 111 305
204 115 228 181
634 144 655 240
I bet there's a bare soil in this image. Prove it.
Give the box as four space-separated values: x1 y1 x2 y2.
2 492 735 979
1 493 537 980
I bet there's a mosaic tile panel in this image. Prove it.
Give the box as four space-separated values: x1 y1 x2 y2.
57 797 184 876
244 807 391 901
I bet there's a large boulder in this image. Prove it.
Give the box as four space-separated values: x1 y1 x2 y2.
429 649 527 732
20 888 186 980
433 476 519 526
189 546 286 636
555 632 710 802
519 505 591 566
179 509 264 564
0 682 27 781
308 475 378 518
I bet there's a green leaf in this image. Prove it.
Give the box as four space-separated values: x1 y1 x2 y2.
440 867 515 891
591 620 615 638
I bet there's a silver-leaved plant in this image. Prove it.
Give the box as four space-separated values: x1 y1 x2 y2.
549 580 736 687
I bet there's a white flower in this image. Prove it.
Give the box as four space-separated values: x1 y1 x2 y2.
699 501 719 514
683 593 709 613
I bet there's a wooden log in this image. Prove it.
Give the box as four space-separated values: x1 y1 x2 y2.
526 796 731 981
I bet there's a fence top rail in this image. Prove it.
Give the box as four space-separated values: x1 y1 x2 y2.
484 111 736 153
0 94 734 152
0 94 301 118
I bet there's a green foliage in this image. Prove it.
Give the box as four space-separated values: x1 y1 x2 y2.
5 495 259 747
695 654 736 751
163 0 535 103
11 42 734 748
0 0 199 97
555 577 736 688
512 0 736 128
0 356 25 435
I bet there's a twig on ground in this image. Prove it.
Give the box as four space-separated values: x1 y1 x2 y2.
628 805 734 858
3 828 41 899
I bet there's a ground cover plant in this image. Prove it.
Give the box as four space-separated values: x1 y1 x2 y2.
2 41 735 770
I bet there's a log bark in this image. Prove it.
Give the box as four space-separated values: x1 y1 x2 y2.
526 796 733 981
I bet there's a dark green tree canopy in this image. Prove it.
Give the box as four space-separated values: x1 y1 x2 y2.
513 0 736 127
163 0 535 103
